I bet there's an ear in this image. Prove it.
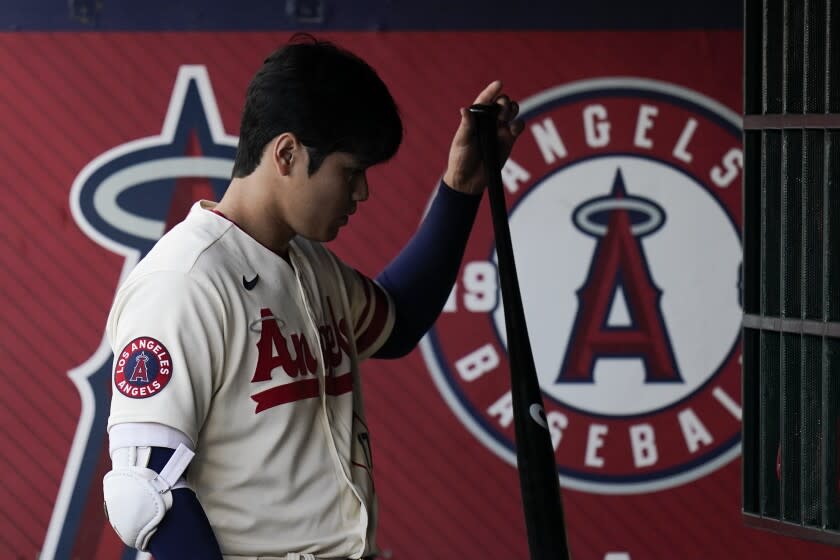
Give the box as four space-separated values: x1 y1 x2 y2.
270 133 300 177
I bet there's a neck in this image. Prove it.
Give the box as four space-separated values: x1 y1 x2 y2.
215 173 295 257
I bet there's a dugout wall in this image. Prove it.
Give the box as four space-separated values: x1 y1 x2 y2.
5 1 840 558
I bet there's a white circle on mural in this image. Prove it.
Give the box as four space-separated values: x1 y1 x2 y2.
492 156 742 416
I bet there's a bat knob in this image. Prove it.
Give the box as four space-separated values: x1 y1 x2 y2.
468 103 500 118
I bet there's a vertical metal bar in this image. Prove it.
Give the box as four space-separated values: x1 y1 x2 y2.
763 0 770 114
802 131 825 525
829 0 839 112
803 0 809 112
826 0 832 111
821 128 829 529
761 128 783 519
760 127 766 516
763 129 782 320
782 0 789 115
820 131 828 523
746 0 764 115
801 124 808 524
801 334 821 525
760 129 770 516
804 0 828 114
828 131 840 323
764 0 785 114
743 129 763 514
802 128 810 323
745 132 762 315
778 1 789 519
827 130 840 529
742 0 762 513
744 328 760 514
779 125 787 520
784 0 805 114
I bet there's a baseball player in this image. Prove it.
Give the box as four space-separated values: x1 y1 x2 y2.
103 36 522 559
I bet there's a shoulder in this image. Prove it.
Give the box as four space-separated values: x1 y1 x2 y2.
113 207 238 319
131 205 234 279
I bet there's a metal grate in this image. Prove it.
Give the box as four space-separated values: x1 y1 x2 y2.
743 0 840 546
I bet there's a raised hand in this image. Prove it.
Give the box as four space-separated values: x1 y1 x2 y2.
442 80 524 195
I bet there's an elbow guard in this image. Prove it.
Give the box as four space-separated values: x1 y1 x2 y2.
103 443 194 551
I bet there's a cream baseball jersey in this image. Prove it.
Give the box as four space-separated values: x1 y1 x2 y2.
106 200 395 558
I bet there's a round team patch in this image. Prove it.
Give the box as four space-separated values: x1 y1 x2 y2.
421 78 743 494
114 336 173 399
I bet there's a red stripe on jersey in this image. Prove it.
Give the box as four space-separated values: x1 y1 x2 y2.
251 373 353 413
325 372 354 395
251 379 320 412
356 282 389 355
355 274 374 333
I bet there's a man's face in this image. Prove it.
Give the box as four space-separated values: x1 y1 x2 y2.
284 150 369 242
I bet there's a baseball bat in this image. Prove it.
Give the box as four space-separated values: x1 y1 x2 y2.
469 103 570 560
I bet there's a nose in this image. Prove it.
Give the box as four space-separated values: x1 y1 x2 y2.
352 173 369 202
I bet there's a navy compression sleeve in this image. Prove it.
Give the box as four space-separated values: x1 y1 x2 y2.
146 447 223 560
374 181 481 358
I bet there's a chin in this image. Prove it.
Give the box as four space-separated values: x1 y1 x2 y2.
303 228 339 243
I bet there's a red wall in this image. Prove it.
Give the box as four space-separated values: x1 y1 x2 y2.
0 31 830 559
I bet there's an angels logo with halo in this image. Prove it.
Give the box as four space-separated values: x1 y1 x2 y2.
421 78 743 494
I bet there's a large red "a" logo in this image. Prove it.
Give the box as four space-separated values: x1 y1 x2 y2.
558 169 679 384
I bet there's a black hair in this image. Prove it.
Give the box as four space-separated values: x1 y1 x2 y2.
232 34 403 177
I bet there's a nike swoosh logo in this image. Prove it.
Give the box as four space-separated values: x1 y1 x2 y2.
242 274 259 290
